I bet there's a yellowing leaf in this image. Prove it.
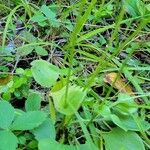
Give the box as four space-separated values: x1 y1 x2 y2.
0 75 13 86
104 72 134 96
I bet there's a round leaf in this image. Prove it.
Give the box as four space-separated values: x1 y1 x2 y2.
31 60 60 87
51 85 86 115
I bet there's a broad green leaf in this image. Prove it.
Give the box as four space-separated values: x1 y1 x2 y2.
17 45 34 56
17 31 37 56
31 60 60 87
31 12 47 22
11 111 46 130
98 104 111 119
14 109 25 117
122 115 150 131
32 119 56 141
25 91 42 111
38 21 48 27
38 139 98 150
79 144 99 150
0 100 15 129
2 92 11 101
103 127 145 150
38 139 76 150
15 68 24 74
111 114 128 131
35 46 48 56
41 5 56 19
0 130 18 150
115 93 137 115
41 5 60 28
20 30 37 43
111 114 150 131
13 76 27 89
51 85 86 115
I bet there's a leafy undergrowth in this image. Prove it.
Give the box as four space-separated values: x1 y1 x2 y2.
0 0 150 150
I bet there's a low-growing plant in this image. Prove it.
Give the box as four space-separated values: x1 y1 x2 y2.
0 0 150 150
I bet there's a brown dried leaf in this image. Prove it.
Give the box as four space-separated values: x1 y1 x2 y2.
104 72 134 96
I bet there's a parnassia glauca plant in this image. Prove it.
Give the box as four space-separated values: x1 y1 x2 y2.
0 0 150 149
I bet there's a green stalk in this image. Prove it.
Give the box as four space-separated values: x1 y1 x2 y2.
85 18 148 90
77 14 150 43
2 4 23 48
64 0 97 106
108 4 126 47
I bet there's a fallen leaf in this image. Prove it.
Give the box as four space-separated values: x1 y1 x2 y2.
104 72 134 96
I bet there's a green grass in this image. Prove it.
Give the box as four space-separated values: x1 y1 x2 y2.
0 0 150 150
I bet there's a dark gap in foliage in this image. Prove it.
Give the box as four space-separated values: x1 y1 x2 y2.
11 98 26 109
17 59 30 68
92 86 103 95
41 100 49 106
102 84 117 98
134 51 150 64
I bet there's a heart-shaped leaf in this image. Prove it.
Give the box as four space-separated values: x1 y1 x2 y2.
31 60 60 87
51 85 86 115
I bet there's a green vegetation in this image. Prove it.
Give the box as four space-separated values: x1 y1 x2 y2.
0 0 150 149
